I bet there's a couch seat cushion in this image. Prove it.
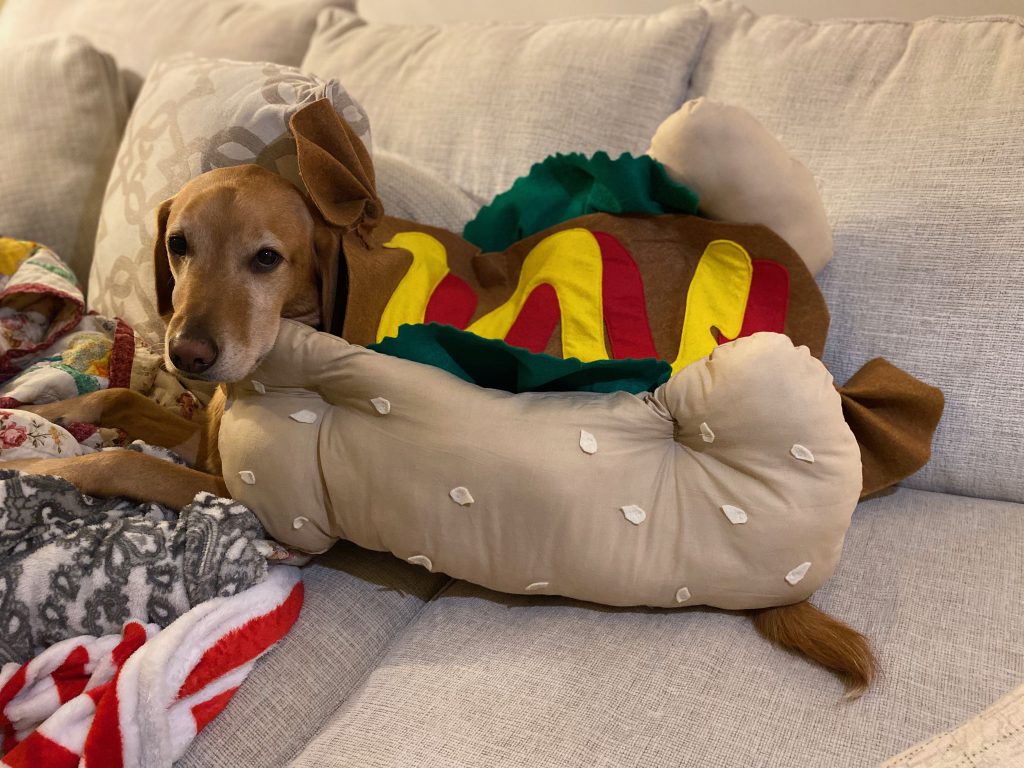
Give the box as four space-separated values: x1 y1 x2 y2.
177 542 449 768
690 0 1024 503
300 5 708 204
278 488 1023 767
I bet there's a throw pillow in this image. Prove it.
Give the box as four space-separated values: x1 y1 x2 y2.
87 55 370 344
373 148 480 234
0 35 128 283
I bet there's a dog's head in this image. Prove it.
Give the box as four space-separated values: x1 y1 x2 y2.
154 99 380 383
154 165 339 382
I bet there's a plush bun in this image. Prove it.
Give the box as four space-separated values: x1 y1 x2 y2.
649 98 833 275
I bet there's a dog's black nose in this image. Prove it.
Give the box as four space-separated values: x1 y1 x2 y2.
169 334 219 375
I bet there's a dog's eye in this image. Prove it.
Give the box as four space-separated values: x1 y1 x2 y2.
252 249 283 273
167 235 187 257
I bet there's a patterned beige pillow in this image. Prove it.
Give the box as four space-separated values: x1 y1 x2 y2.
0 36 128 283
87 56 371 344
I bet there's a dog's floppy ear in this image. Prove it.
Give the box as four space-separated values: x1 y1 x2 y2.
153 198 175 318
290 99 382 239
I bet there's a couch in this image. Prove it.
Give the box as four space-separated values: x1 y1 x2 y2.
0 0 1021 765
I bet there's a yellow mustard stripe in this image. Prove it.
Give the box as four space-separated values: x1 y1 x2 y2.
672 239 753 374
377 232 451 343
468 229 607 362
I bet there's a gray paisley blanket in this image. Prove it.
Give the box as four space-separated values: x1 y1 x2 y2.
0 462 268 665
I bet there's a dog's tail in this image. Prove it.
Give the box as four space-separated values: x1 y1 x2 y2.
748 600 876 699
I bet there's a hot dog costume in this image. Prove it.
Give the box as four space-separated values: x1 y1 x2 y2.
217 99 943 610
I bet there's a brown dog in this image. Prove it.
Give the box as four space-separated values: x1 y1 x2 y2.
5 107 876 698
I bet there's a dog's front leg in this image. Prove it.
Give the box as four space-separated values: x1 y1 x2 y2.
20 388 208 466
3 450 227 509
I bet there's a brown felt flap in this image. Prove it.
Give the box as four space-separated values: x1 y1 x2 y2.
839 357 945 497
290 98 382 238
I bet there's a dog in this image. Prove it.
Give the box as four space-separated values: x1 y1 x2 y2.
4 104 876 698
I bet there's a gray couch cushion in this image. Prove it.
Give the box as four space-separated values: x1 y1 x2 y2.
177 543 448 768
688 1 1024 503
280 488 1024 767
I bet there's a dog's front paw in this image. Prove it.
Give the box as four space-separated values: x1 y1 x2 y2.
253 539 314 566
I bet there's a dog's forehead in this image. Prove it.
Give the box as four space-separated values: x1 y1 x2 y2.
170 166 314 244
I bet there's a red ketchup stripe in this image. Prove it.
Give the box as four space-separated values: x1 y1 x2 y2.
723 259 790 342
424 272 478 329
504 284 560 353
593 232 658 360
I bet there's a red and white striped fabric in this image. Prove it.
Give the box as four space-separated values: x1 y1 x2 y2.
0 566 303 768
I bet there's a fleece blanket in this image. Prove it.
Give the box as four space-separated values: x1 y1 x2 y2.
0 567 303 767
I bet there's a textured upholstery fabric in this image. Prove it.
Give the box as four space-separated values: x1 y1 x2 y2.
373 148 480 233
300 5 709 204
0 36 127 283
177 542 449 768
689 1 1024 503
86 56 370 344
0 0 354 103
281 488 1024 768
882 680 1024 767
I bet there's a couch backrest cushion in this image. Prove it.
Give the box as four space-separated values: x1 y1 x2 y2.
691 0 1024 502
373 148 481 234
0 36 128 283
0 0 354 103
87 56 369 344
300 5 708 204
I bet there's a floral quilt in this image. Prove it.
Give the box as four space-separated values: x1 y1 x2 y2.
0 237 138 407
